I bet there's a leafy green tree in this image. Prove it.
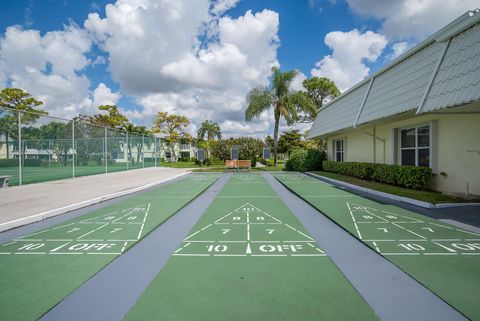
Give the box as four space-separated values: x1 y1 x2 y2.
298 77 340 122
264 135 274 149
245 67 315 166
90 105 130 130
151 112 190 161
36 121 72 166
277 130 305 157
210 137 263 161
0 88 47 159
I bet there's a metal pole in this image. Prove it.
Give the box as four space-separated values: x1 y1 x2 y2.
142 135 145 168
72 120 75 178
105 127 108 174
18 111 22 186
126 131 129 170
154 137 158 167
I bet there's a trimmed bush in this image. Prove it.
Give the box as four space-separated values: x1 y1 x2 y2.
0 159 18 167
322 161 433 190
0 158 42 167
285 148 325 172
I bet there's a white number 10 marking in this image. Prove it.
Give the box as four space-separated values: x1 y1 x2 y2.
398 243 425 251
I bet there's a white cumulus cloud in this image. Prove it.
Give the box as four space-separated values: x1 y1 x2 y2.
346 0 480 40
92 83 121 107
311 29 387 91
85 0 280 134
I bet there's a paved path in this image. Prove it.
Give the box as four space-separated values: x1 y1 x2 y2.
264 173 467 321
0 167 189 231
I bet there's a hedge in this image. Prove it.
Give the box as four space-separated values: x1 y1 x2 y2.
0 158 42 167
322 161 433 190
285 149 325 172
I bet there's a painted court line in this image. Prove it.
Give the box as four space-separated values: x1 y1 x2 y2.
136 203 151 239
265 173 467 321
0 172 189 233
40 174 228 321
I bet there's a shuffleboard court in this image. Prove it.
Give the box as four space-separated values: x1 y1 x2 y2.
123 173 379 321
0 173 219 321
274 172 480 321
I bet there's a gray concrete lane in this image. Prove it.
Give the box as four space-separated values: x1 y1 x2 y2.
0 174 189 244
40 174 230 321
0 167 189 230
264 173 467 321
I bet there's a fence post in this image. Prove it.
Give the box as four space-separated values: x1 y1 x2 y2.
18 111 22 186
72 120 75 178
154 137 158 167
126 131 129 170
142 134 145 168
105 127 108 174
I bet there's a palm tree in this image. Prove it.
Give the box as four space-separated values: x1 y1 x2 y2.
197 120 222 158
197 120 222 141
245 67 315 166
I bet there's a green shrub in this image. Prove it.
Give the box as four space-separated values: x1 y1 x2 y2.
322 161 433 190
0 159 18 167
251 155 257 168
0 159 42 167
285 148 325 172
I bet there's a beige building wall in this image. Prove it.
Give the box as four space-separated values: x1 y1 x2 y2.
325 113 480 196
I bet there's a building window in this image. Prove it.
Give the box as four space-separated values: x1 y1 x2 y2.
334 139 345 162
400 125 430 167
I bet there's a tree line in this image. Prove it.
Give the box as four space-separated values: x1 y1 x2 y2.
0 68 339 166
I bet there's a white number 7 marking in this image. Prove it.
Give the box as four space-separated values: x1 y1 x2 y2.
377 228 389 233
222 229 231 234
266 229 275 234
421 227 434 233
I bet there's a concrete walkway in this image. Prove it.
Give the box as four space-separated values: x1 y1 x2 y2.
0 167 189 231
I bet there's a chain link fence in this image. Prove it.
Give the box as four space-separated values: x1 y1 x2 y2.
0 106 160 187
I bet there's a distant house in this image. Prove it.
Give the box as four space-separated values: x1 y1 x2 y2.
308 9 480 196
154 134 197 162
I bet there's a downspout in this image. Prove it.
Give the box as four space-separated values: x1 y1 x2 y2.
353 77 386 163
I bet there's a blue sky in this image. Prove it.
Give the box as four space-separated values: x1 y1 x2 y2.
0 0 476 137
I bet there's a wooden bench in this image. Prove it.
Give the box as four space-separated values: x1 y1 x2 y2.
0 175 11 188
224 160 252 172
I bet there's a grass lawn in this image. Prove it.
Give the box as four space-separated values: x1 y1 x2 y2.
311 171 479 204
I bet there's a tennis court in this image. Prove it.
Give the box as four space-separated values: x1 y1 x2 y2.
274 172 480 321
0 161 157 186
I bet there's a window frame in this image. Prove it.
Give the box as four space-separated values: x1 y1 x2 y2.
333 138 345 162
398 123 432 168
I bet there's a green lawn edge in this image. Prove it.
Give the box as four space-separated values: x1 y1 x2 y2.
311 171 479 204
